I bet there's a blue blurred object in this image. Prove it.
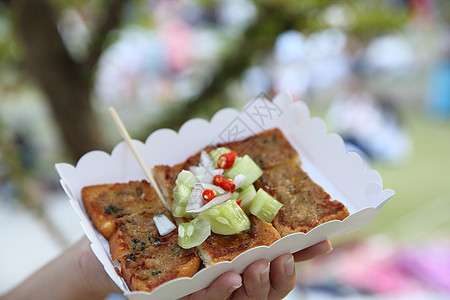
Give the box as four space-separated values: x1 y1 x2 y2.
428 61 450 118
107 294 127 300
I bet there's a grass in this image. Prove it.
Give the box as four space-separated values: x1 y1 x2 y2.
310 106 450 245
367 110 450 242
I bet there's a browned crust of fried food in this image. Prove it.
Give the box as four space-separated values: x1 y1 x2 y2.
218 128 299 169
109 208 175 260
197 215 281 266
216 128 349 236
120 248 200 293
255 161 349 237
81 180 163 239
271 185 349 236
152 165 183 205
114 210 200 292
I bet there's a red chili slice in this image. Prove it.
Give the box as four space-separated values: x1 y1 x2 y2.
220 178 236 193
236 199 242 207
202 189 215 202
217 151 237 169
213 175 223 186
213 174 235 193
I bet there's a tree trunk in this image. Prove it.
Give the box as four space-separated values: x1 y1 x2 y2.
9 0 106 162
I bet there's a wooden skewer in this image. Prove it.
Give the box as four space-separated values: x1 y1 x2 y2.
108 107 170 211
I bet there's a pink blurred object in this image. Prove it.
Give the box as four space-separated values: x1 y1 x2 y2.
397 243 450 294
299 236 450 297
163 21 193 73
338 238 426 295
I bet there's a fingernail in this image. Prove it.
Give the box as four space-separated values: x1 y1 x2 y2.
260 264 270 283
284 255 295 276
229 283 242 292
228 275 242 293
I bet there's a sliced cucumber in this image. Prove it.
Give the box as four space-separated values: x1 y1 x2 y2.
175 170 198 187
172 184 193 218
239 184 257 213
224 155 263 189
209 147 231 164
230 191 240 200
201 200 250 235
249 189 283 223
178 217 211 249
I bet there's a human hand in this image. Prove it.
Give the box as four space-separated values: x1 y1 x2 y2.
180 240 333 300
4 234 330 300
76 237 123 298
3 237 122 300
76 238 332 300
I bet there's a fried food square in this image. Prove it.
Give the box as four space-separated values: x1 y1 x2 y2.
198 215 281 266
82 180 164 239
109 208 200 292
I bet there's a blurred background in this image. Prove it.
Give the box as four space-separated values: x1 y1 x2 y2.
0 0 449 299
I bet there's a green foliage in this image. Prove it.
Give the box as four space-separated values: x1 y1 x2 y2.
0 5 25 90
347 2 408 38
253 0 407 36
141 0 409 133
435 0 450 24
0 0 411 151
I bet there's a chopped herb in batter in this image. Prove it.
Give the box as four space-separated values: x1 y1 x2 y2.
171 247 181 255
104 205 119 215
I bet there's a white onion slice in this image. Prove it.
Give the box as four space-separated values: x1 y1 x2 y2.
234 174 246 189
153 214 176 236
187 192 231 213
191 152 218 183
200 151 215 170
190 166 223 183
189 166 204 177
186 184 205 212
193 183 204 190
189 165 208 182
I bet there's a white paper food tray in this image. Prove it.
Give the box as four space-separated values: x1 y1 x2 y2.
55 91 394 299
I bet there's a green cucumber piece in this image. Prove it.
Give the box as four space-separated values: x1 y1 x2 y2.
239 185 257 213
230 191 240 200
224 155 263 188
209 147 231 165
172 184 193 218
249 189 283 223
178 217 211 249
175 170 198 187
201 200 250 235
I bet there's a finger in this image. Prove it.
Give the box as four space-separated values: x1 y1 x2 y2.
267 253 296 300
76 238 122 295
232 260 271 300
293 240 333 262
179 272 242 300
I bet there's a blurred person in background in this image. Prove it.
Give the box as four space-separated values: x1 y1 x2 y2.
326 75 413 165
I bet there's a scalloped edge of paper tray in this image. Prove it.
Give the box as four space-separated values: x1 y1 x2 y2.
55 91 394 299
